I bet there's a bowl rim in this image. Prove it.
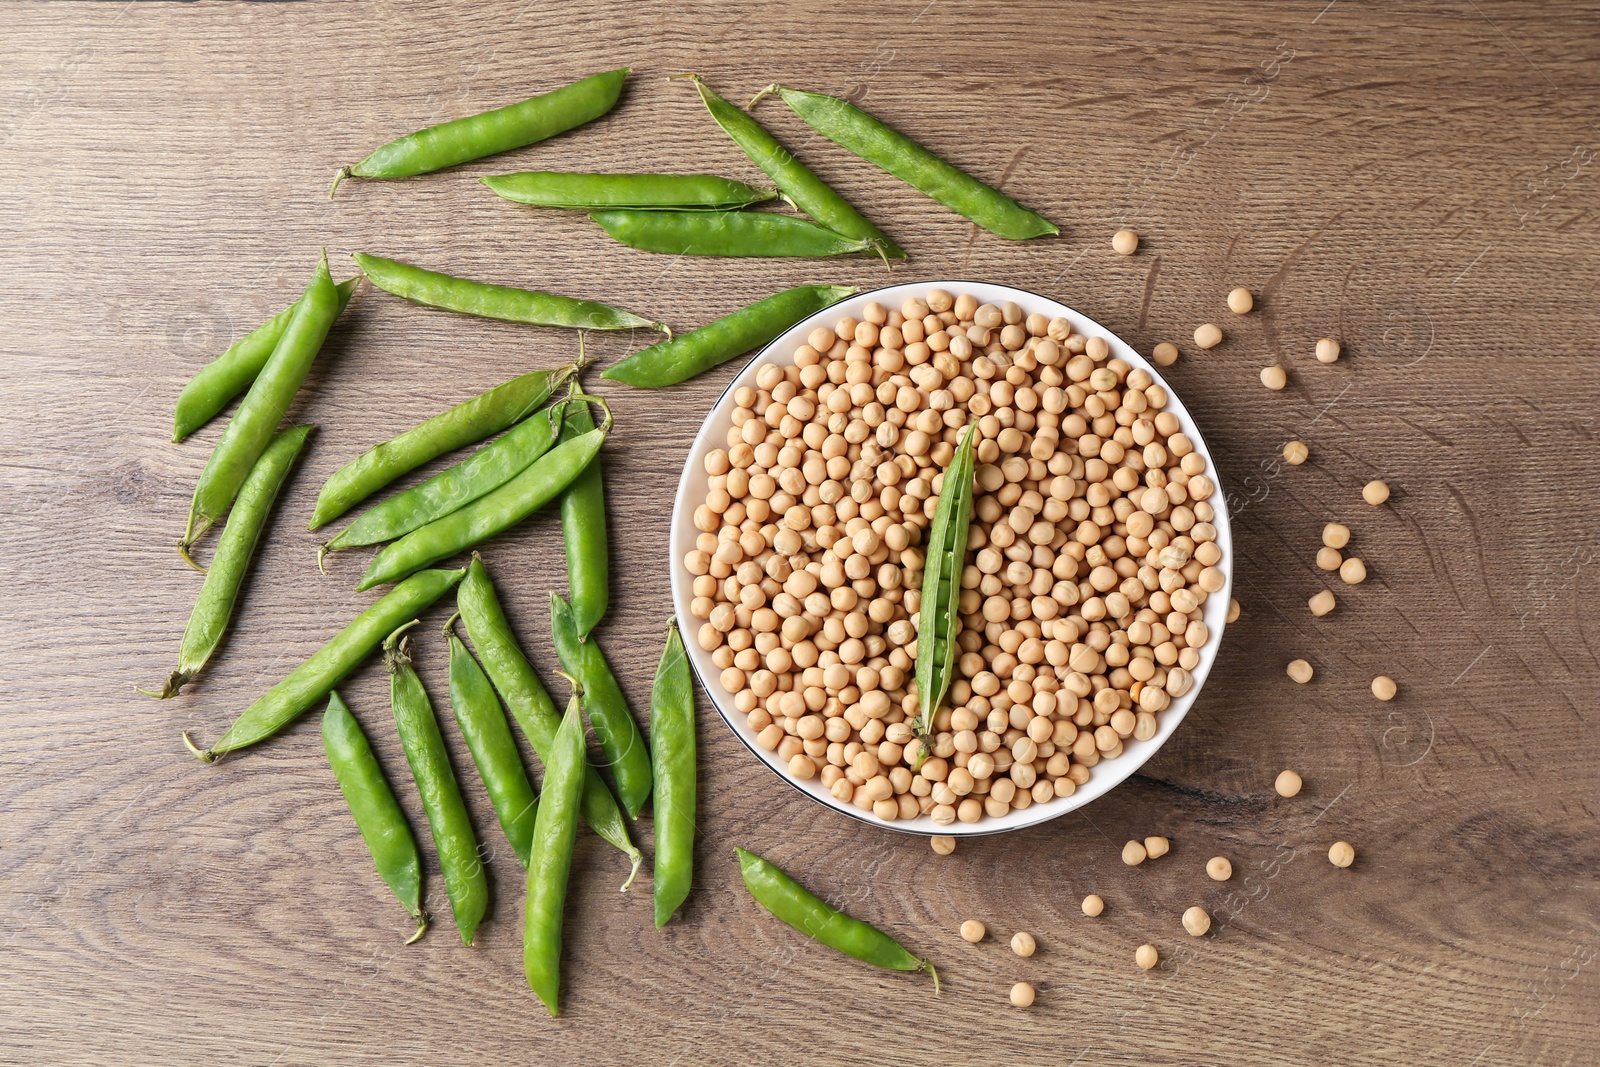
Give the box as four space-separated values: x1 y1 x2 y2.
668 279 1232 837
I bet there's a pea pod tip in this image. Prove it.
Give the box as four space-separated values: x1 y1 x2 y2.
137 671 189 701
329 167 352 198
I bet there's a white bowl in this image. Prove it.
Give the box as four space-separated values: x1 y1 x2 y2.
669 281 1232 836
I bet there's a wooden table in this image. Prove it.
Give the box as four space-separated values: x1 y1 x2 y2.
4 3 1596 1064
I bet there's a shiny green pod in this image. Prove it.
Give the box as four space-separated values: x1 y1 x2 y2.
650 622 696 927
590 210 871 258
482 171 776 210
522 677 585 1015
549 593 651 818
555 388 607 638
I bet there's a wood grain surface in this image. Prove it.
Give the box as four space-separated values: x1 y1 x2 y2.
3 2 1598 1064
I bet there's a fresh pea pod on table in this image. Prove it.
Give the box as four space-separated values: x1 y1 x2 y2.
172 279 358 443
913 422 978 755
385 623 487 946
650 621 695 928
351 252 667 334
736 847 937 988
482 171 778 210
332 68 629 194
455 555 641 888
310 359 578 531
603 284 857 388
681 74 904 260
182 252 342 563
444 613 539 868
183 567 465 761
321 400 568 565
356 399 612 591
550 593 651 818
523 674 586 1015
143 424 311 698
321 691 429 943
763 86 1058 241
555 385 607 639
590 209 871 259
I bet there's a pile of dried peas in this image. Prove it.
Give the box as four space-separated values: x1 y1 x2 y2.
685 288 1225 826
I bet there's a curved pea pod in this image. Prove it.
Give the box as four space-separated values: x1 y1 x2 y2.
321 691 428 943
172 279 358 443
351 252 667 334
590 209 871 258
736 847 936 986
183 567 465 760
603 284 857 388
145 424 311 699
455 555 641 888
523 677 585 1015
385 625 487 946
650 622 696 927
357 409 611 591
482 171 777 210
183 253 341 557
444 616 539 868
683 75 904 260
322 401 566 560
332 68 629 192
550 593 651 818
913 423 978 747
555 389 607 638
311 360 578 530
771 87 1058 240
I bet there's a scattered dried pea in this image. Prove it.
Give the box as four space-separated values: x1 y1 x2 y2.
1340 557 1367 584
1135 944 1159 970
1316 546 1343 571
1309 589 1336 617
930 835 956 856
1371 676 1397 701
1227 288 1254 314
1010 981 1036 1007
1112 229 1139 255
1323 522 1351 549
1082 894 1105 917
1144 835 1170 859
1151 341 1180 366
1315 337 1341 363
1283 440 1309 465
1011 931 1037 957
960 919 987 943
1329 841 1356 868
1206 856 1232 881
1194 323 1223 349
1275 769 1303 797
1182 906 1211 937
1260 365 1287 390
1227 598 1241 623
1122 840 1148 866
1363 479 1390 505
1286 659 1313 684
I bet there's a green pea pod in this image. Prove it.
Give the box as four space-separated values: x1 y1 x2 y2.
322 401 566 561
736 847 936 985
650 622 695 927
357 413 611 591
385 624 487 946
771 87 1059 241
684 75 904 260
173 279 358 443
455 555 641 888
549 593 651 818
333 68 629 192
590 209 870 258
914 423 978 747
556 388 607 639
321 691 428 943
444 615 539 868
184 567 465 760
482 171 777 210
182 253 341 559
523 676 586 1015
145 424 311 699
603 285 857 388
352 252 667 334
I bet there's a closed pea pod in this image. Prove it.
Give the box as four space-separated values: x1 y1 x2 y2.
683 75 903 259
385 622 487 946
144 424 311 698
455 555 641 887
914 423 979 747
172 279 357 443
184 567 465 760
768 87 1058 240
590 209 871 258
332 68 629 193
321 691 429 943
550 592 652 817
736 847 936 987
650 621 695 927
603 284 857 388
556 384 608 638
357 402 612 590
523 674 586 1015
322 400 567 563
482 171 777 210
444 614 539 868
350 252 666 334
182 252 341 560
